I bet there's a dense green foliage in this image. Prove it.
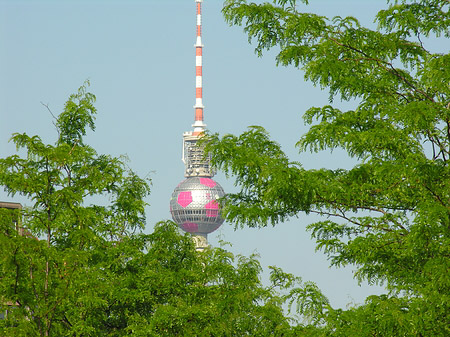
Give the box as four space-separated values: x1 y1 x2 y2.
0 82 150 336
0 84 325 336
1 0 448 334
203 0 449 335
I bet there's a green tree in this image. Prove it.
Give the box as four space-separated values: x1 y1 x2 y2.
0 82 151 336
101 221 306 337
0 83 319 336
203 0 449 335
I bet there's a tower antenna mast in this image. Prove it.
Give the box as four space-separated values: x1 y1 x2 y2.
181 0 214 178
193 0 206 135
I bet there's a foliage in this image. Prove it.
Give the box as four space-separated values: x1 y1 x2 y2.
0 82 151 336
202 0 450 335
100 221 311 337
0 84 322 336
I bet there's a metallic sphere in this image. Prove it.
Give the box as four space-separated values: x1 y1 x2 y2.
170 177 225 235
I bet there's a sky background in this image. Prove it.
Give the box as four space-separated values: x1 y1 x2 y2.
0 0 422 309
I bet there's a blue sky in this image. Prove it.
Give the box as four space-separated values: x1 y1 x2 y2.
0 0 402 308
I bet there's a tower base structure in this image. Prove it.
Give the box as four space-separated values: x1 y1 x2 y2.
192 233 209 251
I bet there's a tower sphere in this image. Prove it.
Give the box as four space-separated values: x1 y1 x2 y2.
170 177 225 235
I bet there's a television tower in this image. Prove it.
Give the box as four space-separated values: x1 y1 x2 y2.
170 0 225 250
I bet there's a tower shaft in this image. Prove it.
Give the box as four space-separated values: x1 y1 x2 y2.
193 0 206 135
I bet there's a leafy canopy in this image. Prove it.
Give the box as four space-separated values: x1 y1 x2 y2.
0 81 152 336
0 83 324 336
203 0 450 335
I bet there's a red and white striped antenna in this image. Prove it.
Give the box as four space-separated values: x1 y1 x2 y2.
181 0 213 177
192 0 206 135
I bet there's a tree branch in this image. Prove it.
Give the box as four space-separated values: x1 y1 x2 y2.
328 36 435 102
